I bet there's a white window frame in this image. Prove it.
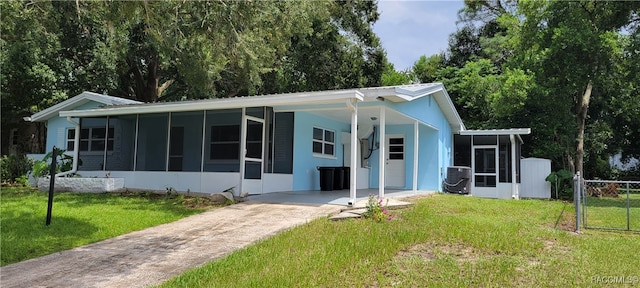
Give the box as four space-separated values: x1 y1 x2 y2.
312 126 336 158
67 127 114 153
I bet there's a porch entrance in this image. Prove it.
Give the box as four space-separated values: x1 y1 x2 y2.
385 135 405 188
242 117 264 194
472 146 498 197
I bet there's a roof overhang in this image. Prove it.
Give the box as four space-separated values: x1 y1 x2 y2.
55 83 465 134
359 83 465 133
27 91 141 122
60 90 364 118
460 128 531 143
459 128 531 136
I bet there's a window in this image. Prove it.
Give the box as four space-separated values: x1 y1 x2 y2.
210 125 240 160
312 127 335 157
67 127 114 152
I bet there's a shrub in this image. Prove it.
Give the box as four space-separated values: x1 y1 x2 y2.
31 149 74 178
362 194 392 222
0 154 33 185
545 169 574 200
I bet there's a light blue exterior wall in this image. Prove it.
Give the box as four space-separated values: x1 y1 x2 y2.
367 125 440 190
292 111 350 191
45 102 105 153
365 96 453 191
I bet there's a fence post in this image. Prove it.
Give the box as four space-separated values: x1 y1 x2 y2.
573 171 581 233
627 182 631 231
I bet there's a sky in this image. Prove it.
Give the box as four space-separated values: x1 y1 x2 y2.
373 0 466 71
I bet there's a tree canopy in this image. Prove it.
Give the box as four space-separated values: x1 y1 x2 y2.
404 0 640 178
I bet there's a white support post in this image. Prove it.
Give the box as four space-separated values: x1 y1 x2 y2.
200 110 206 172
239 108 247 196
103 116 109 171
510 134 518 199
413 121 419 193
349 99 358 206
379 107 386 198
133 114 139 171
165 112 172 172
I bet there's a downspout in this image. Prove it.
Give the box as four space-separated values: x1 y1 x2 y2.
510 134 518 199
56 117 80 177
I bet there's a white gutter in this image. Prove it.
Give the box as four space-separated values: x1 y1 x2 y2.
60 90 365 118
55 117 80 177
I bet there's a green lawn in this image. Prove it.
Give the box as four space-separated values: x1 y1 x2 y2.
583 191 640 231
161 194 640 287
0 187 214 266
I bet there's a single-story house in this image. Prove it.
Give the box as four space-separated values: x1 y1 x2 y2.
26 84 540 204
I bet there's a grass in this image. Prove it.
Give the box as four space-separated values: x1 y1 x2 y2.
161 194 640 287
583 191 640 231
0 187 218 266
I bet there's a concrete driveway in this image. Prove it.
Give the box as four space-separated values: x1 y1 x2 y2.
0 201 342 288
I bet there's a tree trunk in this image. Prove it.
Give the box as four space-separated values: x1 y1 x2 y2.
129 53 161 103
575 80 593 176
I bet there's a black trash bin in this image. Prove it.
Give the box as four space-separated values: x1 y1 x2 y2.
333 167 345 190
342 167 350 189
318 167 335 191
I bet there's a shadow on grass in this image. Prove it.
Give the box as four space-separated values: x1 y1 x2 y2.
1 211 98 265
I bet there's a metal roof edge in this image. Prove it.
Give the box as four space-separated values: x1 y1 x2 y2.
60 90 363 118
28 92 139 122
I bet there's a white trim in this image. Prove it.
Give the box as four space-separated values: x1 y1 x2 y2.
239 108 247 195
200 111 206 172
413 121 419 192
165 112 172 172
312 126 336 157
460 128 531 136
349 99 358 206
378 107 386 198
28 92 140 122
60 90 364 118
133 114 139 171
510 134 518 199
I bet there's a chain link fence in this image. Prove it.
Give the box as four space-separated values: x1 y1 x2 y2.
581 179 640 232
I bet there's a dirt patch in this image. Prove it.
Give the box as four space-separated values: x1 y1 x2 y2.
117 190 231 209
550 202 576 232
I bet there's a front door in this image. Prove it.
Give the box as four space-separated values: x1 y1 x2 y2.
472 146 498 197
385 135 405 188
242 117 264 194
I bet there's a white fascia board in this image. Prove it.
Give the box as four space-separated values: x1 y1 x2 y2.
432 88 466 133
460 128 532 136
29 91 140 122
29 95 90 122
60 90 363 118
394 83 443 98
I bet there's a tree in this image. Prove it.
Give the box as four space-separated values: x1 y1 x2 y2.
381 63 413 86
519 1 640 175
413 54 445 83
